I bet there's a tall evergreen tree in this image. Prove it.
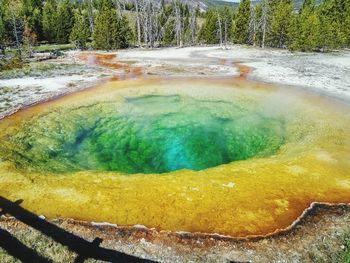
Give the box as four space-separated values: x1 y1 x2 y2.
70 10 90 49
93 0 130 50
288 0 320 51
93 0 117 50
56 0 74 44
268 0 293 48
163 18 176 45
198 8 219 44
233 0 251 44
22 0 43 41
345 1 350 47
117 15 131 49
318 0 346 51
42 0 57 43
157 0 169 44
222 6 234 45
0 0 6 53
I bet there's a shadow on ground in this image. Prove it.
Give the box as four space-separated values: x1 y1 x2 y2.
0 196 156 263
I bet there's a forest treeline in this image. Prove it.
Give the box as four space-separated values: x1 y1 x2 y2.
0 0 349 56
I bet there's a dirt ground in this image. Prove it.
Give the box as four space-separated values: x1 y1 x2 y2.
0 203 349 262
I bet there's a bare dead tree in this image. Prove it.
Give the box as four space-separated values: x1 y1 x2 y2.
156 2 167 44
216 10 223 48
140 0 149 46
148 0 156 47
249 5 257 47
151 1 161 46
133 0 142 47
8 1 23 55
139 0 159 48
113 0 125 17
143 0 151 47
23 21 37 57
260 0 269 48
189 6 197 45
174 0 183 47
85 0 94 33
223 9 229 49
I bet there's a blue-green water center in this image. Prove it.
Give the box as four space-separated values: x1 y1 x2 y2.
3 94 286 174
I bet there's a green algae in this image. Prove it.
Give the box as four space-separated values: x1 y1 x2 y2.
1 94 286 174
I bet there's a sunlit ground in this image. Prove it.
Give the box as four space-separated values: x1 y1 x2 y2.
0 77 349 237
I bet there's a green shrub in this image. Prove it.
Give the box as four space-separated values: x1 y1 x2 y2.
338 235 350 263
34 44 73 53
0 56 24 71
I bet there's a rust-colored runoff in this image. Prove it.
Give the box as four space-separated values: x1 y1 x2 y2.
77 53 144 80
219 59 251 81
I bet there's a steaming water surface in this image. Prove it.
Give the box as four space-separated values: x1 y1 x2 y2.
0 78 349 237
3 94 285 174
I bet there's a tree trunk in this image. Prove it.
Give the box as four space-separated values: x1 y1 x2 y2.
174 1 183 48
224 15 228 49
87 0 94 33
10 11 21 56
134 0 142 47
261 0 268 49
190 8 197 45
217 11 223 48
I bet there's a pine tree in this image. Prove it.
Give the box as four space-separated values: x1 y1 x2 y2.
0 0 6 54
199 8 219 44
288 0 320 51
22 0 43 41
157 0 168 45
222 6 234 46
233 0 251 44
116 15 131 49
93 0 130 50
42 0 57 43
163 18 176 45
70 10 90 49
93 1 117 50
56 0 74 44
83 0 95 34
345 1 350 47
268 0 293 48
318 0 346 51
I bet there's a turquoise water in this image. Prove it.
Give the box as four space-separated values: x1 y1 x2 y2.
3 94 286 174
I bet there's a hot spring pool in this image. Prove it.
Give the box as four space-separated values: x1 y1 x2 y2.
0 78 349 237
